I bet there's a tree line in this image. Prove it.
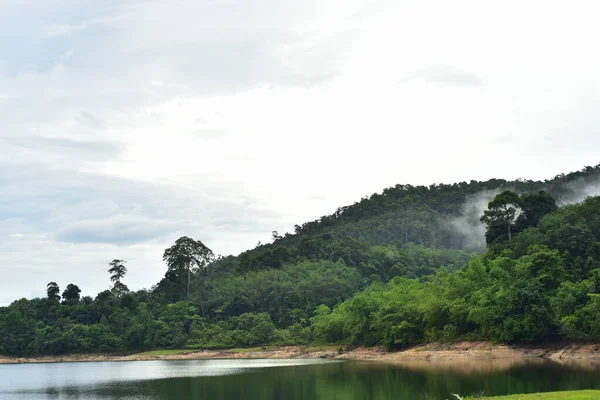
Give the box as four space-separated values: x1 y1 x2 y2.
0 241 472 355
1 165 599 356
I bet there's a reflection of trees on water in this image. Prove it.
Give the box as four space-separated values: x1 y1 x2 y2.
9 361 600 400
91 361 600 400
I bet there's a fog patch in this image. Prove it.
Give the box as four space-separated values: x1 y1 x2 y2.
555 177 600 205
448 173 600 250
449 189 503 251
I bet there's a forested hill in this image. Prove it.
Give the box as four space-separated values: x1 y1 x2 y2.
213 164 600 275
1 164 599 357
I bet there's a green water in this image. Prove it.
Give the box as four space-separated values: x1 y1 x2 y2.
2 358 600 399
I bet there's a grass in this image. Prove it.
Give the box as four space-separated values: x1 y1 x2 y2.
135 344 339 356
228 346 277 353
136 346 280 355
227 345 338 353
473 390 600 399
302 345 338 352
133 349 193 356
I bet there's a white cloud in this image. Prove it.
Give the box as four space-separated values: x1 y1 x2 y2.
41 23 89 38
401 65 483 87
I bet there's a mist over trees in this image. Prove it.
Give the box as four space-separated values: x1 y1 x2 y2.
0 164 599 356
313 195 600 347
481 190 558 245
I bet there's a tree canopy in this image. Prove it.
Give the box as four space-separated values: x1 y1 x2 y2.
61 284 81 304
46 282 60 302
481 190 557 246
108 260 129 296
158 237 215 301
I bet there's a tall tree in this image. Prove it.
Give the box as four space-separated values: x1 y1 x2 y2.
108 259 127 284
162 236 214 299
481 190 523 244
520 190 558 227
271 231 282 241
108 259 129 296
61 284 81 304
46 282 60 302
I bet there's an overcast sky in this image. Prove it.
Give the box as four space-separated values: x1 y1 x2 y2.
1 0 599 305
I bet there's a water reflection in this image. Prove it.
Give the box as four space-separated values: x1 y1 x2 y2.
3 358 600 400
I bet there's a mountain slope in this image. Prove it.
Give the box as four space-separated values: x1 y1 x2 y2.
217 164 600 275
1 164 599 356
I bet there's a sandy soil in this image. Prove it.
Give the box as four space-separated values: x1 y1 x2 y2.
3 342 600 366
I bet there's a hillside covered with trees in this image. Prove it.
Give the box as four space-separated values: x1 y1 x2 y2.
0 165 599 356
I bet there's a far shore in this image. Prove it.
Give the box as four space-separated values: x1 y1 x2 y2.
3 342 600 368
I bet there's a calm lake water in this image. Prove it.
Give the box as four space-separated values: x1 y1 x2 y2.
2 358 600 399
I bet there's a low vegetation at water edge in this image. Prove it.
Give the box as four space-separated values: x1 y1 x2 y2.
473 390 600 399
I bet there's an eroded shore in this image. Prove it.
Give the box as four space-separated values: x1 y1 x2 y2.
3 341 600 367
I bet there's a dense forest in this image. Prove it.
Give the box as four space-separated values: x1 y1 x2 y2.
1 164 599 356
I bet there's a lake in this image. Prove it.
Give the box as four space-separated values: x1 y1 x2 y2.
2 358 600 399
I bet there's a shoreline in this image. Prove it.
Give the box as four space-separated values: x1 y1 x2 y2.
3 341 600 366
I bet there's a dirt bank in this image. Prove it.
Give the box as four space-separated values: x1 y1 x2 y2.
2 342 600 366
0 347 337 364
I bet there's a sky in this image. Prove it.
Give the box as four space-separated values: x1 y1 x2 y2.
1 0 599 305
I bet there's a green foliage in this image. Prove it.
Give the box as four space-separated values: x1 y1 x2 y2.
158 236 215 301
61 284 81 304
108 260 127 284
309 196 600 348
482 190 557 246
475 390 600 399
205 260 362 327
189 312 278 348
108 260 129 296
481 190 524 244
520 190 559 227
1 166 599 357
